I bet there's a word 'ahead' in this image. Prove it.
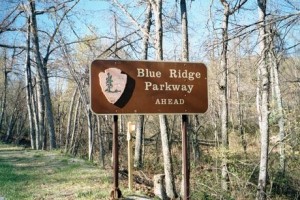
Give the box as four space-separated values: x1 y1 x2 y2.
90 60 208 114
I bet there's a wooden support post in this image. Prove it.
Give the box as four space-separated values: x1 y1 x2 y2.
127 122 135 191
182 115 190 199
112 115 121 199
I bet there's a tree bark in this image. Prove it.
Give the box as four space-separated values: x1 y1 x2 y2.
180 0 189 61
159 115 177 199
220 0 230 193
269 27 285 174
25 16 35 149
5 113 16 142
219 0 248 193
5 87 21 142
70 96 81 154
150 0 178 198
36 75 45 150
87 109 94 161
30 77 40 150
235 45 246 153
0 51 8 133
65 88 78 153
256 0 270 199
97 115 105 168
273 59 285 174
134 115 145 168
134 1 152 169
180 0 190 198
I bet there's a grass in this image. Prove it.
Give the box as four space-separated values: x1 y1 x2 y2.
0 142 150 200
0 143 114 200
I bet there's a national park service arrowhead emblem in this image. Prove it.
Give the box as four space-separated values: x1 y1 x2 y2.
99 68 127 104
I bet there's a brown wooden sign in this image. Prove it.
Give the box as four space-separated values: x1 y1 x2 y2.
90 60 208 114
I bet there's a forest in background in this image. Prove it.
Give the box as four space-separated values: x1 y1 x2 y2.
0 0 299 199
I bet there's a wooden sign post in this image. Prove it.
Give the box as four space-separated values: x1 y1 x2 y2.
90 60 208 199
111 115 121 199
127 122 135 191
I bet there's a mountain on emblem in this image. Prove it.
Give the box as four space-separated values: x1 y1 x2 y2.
99 68 127 104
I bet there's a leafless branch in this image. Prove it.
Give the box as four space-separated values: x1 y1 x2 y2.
35 0 76 15
112 0 153 41
43 0 80 65
0 4 24 34
97 30 139 58
0 44 26 49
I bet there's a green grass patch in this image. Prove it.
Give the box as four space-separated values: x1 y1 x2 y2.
0 162 32 199
0 144 114 200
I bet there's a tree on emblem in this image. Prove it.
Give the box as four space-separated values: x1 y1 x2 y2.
105 72 120 93
105 72 113 92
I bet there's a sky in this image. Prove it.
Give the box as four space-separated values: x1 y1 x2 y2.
0 0 299 91
68 0 216 61
0 0 299 61
71 0 285 59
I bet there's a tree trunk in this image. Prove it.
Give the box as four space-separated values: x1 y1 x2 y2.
218 0 248 193
65 88 78 153
269 29 285 173
256 0 270 199
134 115 144 168
5 113 16 142
97 115 105 168
70 97 81 155
220 0 230 193
134 2 152 169
25 16 35 149
87 109 94 161
56 94 62 148
150 0 178 198
180 0 189 61
36 75 45 150
29 0 56 150
236 48 246 154
31 77 40 150
159 115 177 199
44 64 57 149
5 88 21 142
180 0 190 198
0 51 8 133
192 116 201 164
273 60 285 174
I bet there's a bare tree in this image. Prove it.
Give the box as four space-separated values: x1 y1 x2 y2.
256 0 270 199
268 23 286 174
150 0 178 198
70 95 81 155
28 0 57 149
96 115 106 168
215 0 248 194
65 88 78 153
0 50 10 133
234 37 247 154
179 0 189 198
24 14 35 149
134 1 152 169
